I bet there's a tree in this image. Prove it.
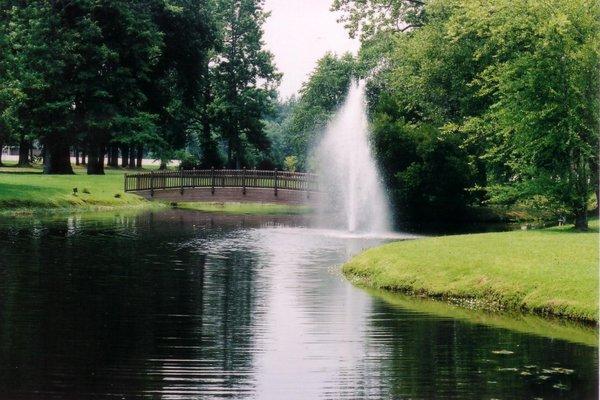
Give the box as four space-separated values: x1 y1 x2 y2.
450 0 600 229
2 0 221 174
351 0 598 227
210 0 280 169
331 0 425 40
5 1 81 174
140 0 218 170
71 0 163 175
282 52 356 169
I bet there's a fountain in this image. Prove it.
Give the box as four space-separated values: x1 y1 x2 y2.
313 80 392 233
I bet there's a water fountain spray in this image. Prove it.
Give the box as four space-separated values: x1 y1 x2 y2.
313 80 392 233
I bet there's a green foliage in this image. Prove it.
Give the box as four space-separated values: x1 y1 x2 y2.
176 150 200 170
0 0 279 175
359 0 599 227
331 0 425 40
273 53 356 169
451 0 599 228
209 0 280 169
372 112 475 220
283 155 298 172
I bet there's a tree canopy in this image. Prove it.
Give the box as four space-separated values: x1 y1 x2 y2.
0 0 278 174
329 0 599 228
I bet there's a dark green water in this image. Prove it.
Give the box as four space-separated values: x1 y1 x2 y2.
0 210 597 399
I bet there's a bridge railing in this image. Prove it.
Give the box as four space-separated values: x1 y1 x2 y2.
124 168 319 193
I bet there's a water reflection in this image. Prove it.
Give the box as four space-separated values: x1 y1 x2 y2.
0 210 597 399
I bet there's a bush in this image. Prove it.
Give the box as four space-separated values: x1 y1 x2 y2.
178 151 199 170
372 118 475 221
283 155 298 172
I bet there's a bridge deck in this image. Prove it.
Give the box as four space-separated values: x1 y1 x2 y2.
125 169 320 205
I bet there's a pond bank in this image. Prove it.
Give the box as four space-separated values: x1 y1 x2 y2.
0 164 310 217
0 164 151 215
343 220 599 324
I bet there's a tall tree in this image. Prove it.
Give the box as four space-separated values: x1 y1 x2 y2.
452 0 600 229
71 0 162 174
211 0 280 168
139 0 218 170
6 1 78 174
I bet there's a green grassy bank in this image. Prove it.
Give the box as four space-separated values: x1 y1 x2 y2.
175 201 312 215
0 163 311 216
0 164 154 214
343 220 599 323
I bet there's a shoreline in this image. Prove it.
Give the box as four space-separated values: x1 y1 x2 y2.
173 201 313 215
0 202 165 218
361 286 598 347
342 222 599 324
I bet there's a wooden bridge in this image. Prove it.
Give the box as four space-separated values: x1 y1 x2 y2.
124 169 321 205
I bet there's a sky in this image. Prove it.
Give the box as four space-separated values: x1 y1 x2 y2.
263 0 360 99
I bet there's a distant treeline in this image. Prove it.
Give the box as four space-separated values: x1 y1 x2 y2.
273 0 598 229
0 0 279 174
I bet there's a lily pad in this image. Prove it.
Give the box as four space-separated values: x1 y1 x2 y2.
553 383 568 390
492 350 514 355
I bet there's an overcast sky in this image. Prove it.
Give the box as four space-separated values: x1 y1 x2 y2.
263 0 360 99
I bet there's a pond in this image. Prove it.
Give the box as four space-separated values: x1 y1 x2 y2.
0 209 597 399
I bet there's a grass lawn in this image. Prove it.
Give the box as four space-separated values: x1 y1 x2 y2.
0 163 154 214
343 219 599 323
175 201 312 215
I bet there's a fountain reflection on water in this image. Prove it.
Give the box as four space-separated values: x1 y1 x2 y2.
313 80 392 234
0 211 596 399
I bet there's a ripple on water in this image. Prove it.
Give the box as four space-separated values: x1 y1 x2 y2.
0 211 596 400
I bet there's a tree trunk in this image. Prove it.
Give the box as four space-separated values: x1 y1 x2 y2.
136 144 143 168
129 146 136 169
17 136 30 166
121 145 129 168
107 145 118 167
226 139 234 168
591 157 599 213
86 144 105 175
574 208 588 231
43 141 73 174
106 146 112 167
159 161 167 170
113 146 119 167
75 147 80 165
0 141 3 166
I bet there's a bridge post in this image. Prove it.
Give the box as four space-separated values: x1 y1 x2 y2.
222 166 225 187
211 167 215 195
242 167 246 195
180 169 184 195
274 169 278 197
306 174 310 199
150 171 154 197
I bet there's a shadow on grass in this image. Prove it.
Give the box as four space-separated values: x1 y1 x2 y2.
0 170 44 175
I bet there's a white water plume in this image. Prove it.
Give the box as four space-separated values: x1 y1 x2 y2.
313 80 392 233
